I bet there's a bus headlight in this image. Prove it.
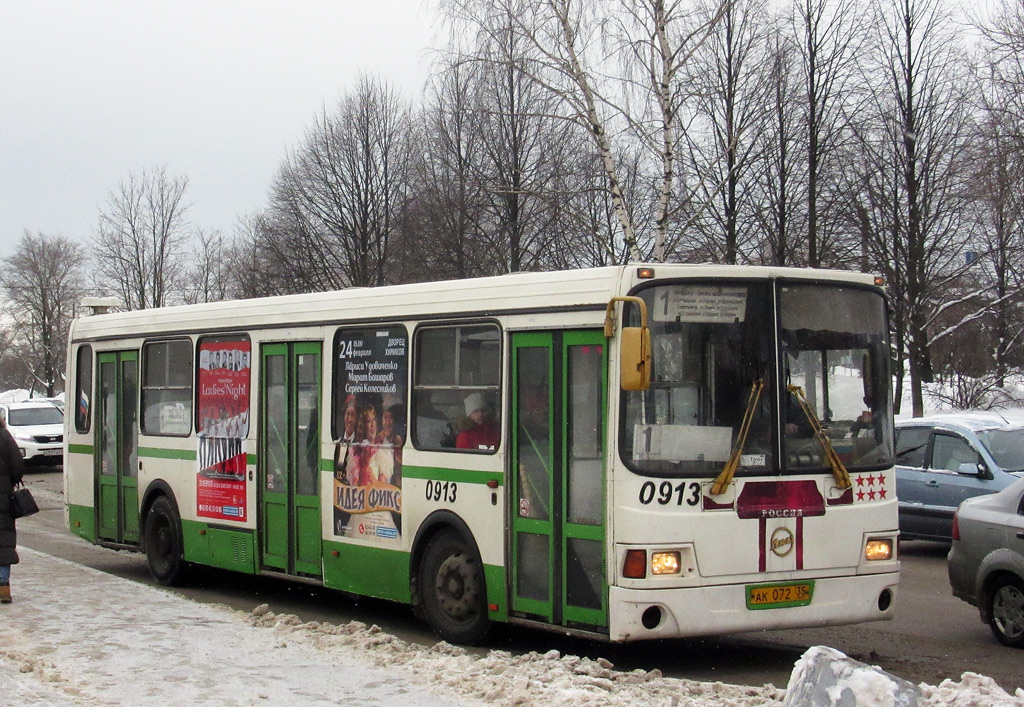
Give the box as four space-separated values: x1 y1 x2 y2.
864 538 893 561
651 551 681 575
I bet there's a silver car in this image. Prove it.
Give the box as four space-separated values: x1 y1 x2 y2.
947 477 1024 647
895 413 1024 541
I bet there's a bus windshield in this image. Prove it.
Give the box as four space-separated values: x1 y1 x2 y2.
621 281 893 478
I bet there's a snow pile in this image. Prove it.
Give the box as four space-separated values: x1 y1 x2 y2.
248 607 784 706
0 388 30 403
784 645 920 706
921 674 1024 707
246 609 1024 707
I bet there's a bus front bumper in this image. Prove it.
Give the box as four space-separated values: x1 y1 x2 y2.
607 571 899 642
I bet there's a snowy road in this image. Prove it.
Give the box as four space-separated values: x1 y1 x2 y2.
3 547 1023 706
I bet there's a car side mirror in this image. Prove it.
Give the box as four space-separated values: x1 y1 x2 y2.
957 462 984 477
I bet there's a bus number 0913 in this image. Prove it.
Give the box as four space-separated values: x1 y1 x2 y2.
638 480 701 507
425 480 457 504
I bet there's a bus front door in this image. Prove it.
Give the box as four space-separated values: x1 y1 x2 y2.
96 350 139 545
259 342 323 578
511 331 608 630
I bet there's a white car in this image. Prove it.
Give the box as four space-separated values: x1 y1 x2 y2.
0 401 64 466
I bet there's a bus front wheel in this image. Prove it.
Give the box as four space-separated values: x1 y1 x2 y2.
145 496 188 586
418 529 490 644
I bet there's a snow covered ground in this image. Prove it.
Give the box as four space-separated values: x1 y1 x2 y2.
0 545 1021 706
3 385 1024 705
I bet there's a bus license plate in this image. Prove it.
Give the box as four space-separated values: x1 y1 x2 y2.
746 581 814 610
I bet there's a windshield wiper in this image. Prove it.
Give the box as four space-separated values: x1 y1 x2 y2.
711 379 764 495
789 384 852 490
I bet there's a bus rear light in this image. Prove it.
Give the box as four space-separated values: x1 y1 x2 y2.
864 538 893 561
623 550 647 578
651 551 681 575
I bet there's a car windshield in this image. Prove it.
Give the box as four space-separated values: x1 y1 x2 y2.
7 407 64 426
977 428 1024 473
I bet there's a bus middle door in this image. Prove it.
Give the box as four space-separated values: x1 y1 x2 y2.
511 331 608 631
259 342 322 578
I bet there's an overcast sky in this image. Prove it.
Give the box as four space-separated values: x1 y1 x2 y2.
0 0 439 257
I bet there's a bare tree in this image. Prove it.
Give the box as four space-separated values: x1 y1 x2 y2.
750 17 808 265
0 231 87 396
976 0 1024 143
854 0 979 416
93 166 191 310
682 0 772 264
966 85 1024 387
404 59 492 280
471 13 577 273
439 0 754 264
268 76 414 289
181 229 236 304
229 212 301 298
795 0 865 268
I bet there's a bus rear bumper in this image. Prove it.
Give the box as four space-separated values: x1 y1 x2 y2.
607 572 899 642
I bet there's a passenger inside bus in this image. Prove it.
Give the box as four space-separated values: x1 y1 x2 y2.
456 393 499 451
414 391 455 449
517 384 550 520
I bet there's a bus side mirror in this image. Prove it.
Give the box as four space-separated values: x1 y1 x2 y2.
620 326 651 391
606 295 651 392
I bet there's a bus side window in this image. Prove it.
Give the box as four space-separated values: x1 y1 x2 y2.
75 345 93 433
412 323 501 452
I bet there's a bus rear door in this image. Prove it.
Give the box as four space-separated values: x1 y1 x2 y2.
511 331 608 630
95 350 139 545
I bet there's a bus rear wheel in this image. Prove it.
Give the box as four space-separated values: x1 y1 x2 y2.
145 496 188 586
418 530 490 644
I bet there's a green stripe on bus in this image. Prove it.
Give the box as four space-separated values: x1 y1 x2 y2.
138 447 196 461
402 465 504 486
67 443 94 455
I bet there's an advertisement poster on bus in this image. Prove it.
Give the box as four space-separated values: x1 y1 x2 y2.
196 337 251 522
332 327 406 543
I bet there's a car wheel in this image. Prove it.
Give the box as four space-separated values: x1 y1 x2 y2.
145 496 189 586
418 529 490 644
988 575 1024 648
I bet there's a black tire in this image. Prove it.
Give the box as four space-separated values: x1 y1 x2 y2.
145 496 188 586
988 575 1024 648
418 529 490 644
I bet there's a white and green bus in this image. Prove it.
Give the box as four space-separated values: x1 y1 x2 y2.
64 264 899 644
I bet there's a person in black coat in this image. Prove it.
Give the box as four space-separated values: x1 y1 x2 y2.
0 413 25 604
